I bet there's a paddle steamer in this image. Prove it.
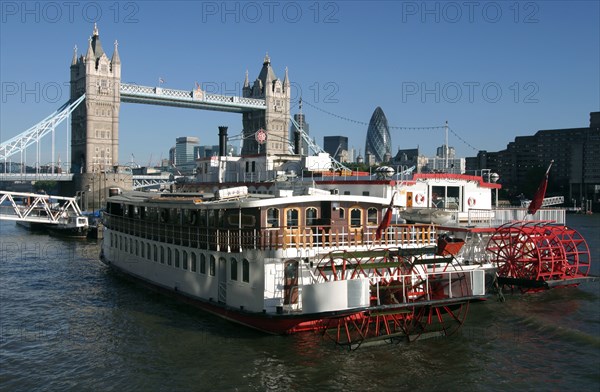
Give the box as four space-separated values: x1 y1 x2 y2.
101 127 592 347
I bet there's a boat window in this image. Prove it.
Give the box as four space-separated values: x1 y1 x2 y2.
242 259 249 283
183 251 188 270
228 213 257 228
191 252 197 272
208 210 216 226
217 210 225 226
209 256 216 276
124 237 128 252
129 238 133 254
338 207 345 219
146 243 151 260
231 258 238 281
431 185 461 210
200 254 206 274
367 208 378 225
110 233 114 247
306 208 318 226
350 208 362 227
286 208 299 228
135 240 139 256
267 208 279 227
189 211 198 226
167 248 172 266
160 209 169 223
160 246 165 264
140 241 145 258
175 249 180 268
173 209 182 225
199 209 207 227
153 244 157 262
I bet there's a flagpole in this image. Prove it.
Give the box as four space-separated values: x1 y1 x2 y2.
527 160 554 216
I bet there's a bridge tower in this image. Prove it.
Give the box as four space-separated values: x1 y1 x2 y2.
241 55 291 155
70 23 121 174
68 25 130 210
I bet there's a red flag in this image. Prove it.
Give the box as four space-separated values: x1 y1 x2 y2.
376 193 395 240
528 160 553 215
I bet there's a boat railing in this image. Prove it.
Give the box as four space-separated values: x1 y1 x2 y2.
291 269 486 314
368 269 486 305
467 207 566 226
103 214 438 252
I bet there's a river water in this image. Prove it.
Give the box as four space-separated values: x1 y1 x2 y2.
1 215 599 391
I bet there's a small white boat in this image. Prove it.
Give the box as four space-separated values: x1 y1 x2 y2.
399 207 457 225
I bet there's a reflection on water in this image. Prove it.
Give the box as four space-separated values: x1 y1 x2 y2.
0 214 599 391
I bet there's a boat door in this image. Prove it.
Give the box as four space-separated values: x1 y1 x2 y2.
283 260 299 305
218 257 227 304
284 208 300 246
407 192 413 208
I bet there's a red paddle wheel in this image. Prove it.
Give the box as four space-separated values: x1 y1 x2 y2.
314 249 471 348
486 222 591 292
550 225 591 278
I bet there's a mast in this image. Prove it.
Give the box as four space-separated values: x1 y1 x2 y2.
444 120 449 171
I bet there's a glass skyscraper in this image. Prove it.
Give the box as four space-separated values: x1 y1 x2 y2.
175 136 199 165
324 136 348 161
365 107 391 163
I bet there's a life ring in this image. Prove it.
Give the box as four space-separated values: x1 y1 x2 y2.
467 197 476 207
415 194 425 205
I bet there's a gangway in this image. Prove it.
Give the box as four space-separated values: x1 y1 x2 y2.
521 196 565 208
0 190 86 226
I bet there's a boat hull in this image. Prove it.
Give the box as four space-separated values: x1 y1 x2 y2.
101 253 361 335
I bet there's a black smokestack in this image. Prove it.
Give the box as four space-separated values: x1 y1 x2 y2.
218 126 228 156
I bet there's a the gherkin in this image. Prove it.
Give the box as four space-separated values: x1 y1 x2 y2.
365 107 391 163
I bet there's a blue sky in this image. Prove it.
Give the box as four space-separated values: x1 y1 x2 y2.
1 1 598 167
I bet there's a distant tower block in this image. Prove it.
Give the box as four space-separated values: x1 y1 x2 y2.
70 23 121 173
242 54 291 155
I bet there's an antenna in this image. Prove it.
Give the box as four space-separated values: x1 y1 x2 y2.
444 120 449 171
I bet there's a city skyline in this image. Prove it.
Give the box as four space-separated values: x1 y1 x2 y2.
1 1 598 166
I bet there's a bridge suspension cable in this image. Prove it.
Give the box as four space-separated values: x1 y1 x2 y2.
300 99 480 151
0 94 86 167
300 99 445 130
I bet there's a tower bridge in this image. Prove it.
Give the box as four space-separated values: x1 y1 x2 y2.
1 24 292 209
119 83 267 112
